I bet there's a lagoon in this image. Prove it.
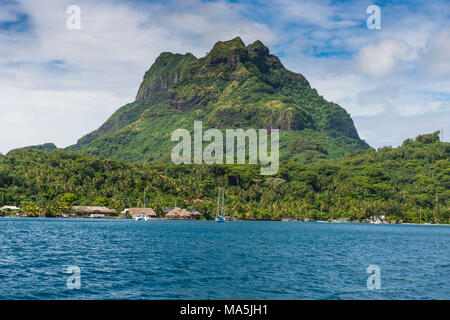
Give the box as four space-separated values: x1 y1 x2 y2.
0 218 448 299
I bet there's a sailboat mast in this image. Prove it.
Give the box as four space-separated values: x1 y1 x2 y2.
216 188 220 217
221 189 225 214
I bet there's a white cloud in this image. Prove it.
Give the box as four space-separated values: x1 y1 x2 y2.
420 29 450 76
0 85 126 153
339 86 447 118
337 86 394 117
356 39 412 77
354 110 450 148
276 0 335 26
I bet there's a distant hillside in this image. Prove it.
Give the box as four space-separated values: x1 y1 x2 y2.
67 37 369 163
16 143 58 152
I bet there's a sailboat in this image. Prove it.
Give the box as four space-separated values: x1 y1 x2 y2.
215 188 225 223
135 212 149 221
135 190 149 221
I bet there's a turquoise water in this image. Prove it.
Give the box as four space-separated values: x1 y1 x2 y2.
0 218 448 300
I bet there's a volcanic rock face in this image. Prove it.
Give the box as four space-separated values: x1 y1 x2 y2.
135 37 311 112
68 37 369 163
135 52 196 103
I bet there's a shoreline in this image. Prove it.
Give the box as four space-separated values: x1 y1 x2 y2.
1 215 448 226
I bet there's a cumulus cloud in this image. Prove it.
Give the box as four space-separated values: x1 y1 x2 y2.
0 84 126 153
354 108 450 148
275 0 335 26
420 29 450 76
356 39 412 77
338 86 447 118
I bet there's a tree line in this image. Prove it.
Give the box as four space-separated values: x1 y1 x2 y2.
0 132 448 223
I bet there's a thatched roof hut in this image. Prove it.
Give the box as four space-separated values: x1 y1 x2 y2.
178 209 192 218
164 207 186 219
163 207 202 219
165 209 180 219
124 208 157 218
190 210 201 219
72 206 115 216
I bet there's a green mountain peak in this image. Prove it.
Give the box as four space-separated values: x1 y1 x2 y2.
68 38 369 163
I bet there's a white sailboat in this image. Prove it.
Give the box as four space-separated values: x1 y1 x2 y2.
215 188 225 223
134 213 149 221
135 190 149 221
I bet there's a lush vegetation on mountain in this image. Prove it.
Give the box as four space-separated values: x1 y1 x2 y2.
2 132 448 223
20 143 58 152
67 37 369 163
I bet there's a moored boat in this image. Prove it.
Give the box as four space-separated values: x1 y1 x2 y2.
215 188 226 223
135 213 149 221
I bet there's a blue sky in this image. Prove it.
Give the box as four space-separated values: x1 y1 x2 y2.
0 0 449 153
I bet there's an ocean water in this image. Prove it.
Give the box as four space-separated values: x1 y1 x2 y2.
0 218 448 300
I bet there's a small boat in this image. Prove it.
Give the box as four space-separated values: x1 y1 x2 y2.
135 213 149 221
215 188 226 223
135 190 149 221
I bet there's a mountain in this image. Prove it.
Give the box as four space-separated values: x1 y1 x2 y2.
67 37 369 163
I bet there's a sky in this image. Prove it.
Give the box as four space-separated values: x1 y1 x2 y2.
0 0 449 154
